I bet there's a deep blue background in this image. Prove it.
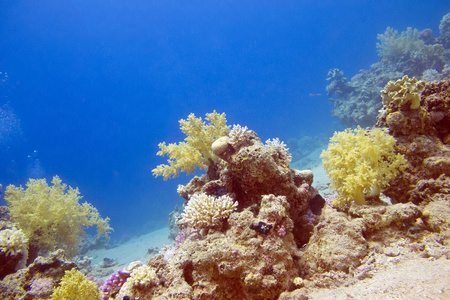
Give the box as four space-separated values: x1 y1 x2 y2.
0 0 449 239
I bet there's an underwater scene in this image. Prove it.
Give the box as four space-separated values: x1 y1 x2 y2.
1 1 450 299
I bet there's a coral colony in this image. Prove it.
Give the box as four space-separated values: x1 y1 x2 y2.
0 12 450 300
101 270 130 299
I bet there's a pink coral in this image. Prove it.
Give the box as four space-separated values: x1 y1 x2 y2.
276 225 286 237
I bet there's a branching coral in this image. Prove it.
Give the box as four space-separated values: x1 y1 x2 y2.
50 269 100 300
152 111 230 180
265 138 292 164
0 225 28 257
4 176 112 257
180 192 238 229
228 124 250 148
321 126 407 207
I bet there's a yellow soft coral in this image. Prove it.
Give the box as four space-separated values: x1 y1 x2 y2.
381 75 425 109
51 269 100 300
4 176 112 257
321 126 407 207
152 111 230 180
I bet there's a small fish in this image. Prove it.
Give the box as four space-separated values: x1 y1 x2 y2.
309 93 316 96
316 93 322 96
335 90 343 94
383 58 388 62
411 59 416 63
359 69 365 72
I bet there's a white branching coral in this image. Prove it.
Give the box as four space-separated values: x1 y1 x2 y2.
180 193 238 229
265 138 292 163
228 124 250 148
0 225 28 256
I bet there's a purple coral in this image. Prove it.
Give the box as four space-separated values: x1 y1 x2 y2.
174 229 188 248
101 270 130 299
30 278 54 292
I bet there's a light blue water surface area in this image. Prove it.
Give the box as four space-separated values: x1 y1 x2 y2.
0 0 449 240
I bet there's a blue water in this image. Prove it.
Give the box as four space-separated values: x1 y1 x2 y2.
0 0 449 239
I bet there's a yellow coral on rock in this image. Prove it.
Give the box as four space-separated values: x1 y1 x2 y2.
180 192 238 229
321 126 407 207
4 176 112 257
50 269 100 300
381 75 425 109
152 111 230 180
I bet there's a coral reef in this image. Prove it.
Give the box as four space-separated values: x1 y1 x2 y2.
376 27 445 76
439 12 450 49
376 79 450 204
325 67 403 127
326 13 450 127
320 126 407 207
119 116 322 299
50 268 100 300
0 249 78 299
152 111 230 180
4 175 112 258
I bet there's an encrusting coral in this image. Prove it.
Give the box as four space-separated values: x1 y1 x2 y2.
321 126 407 207
4 175 112 258
152 111 230 180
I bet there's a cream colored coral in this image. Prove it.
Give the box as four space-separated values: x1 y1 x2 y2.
265 138 292 163
211 136 229 156
228 124 250 148
180 193 238 229
381 75 425 109
0 226 28 256
152 111 230 180
129 265 158 288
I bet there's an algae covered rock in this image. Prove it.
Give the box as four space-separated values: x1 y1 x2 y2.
299 209 368 275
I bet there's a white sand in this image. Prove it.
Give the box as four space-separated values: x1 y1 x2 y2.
85 227 171 271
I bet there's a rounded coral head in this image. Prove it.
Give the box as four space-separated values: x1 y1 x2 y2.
211 136 229 156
